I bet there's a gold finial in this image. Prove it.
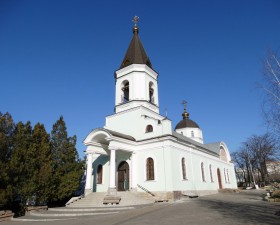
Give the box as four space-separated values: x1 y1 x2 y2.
182 100 189 119
132 16 139 33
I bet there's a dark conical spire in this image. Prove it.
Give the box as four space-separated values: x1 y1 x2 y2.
120 16 153 69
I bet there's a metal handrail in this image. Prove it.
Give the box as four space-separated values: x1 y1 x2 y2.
137 184 155 196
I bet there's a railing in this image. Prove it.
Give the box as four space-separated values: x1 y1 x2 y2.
65 194 84 205
137 184 155 196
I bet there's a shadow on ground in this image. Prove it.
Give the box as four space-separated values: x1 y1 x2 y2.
197 193 280 225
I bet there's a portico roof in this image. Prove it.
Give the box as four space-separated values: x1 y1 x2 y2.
84 128 136 144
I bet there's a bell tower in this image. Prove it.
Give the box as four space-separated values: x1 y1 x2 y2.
114 16 159 114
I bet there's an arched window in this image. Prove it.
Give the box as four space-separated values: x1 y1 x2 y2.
146 125 153 133
146 157 154 180
191 131 194 137
97 164 103 184
227 169 230 183
224 168 227 183
121 80 129 103
209 164 213 182
182 158 187 180
201 162 205 182
149 82 154 103
220 147 228 162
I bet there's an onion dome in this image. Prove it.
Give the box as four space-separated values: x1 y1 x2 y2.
175 107 200 129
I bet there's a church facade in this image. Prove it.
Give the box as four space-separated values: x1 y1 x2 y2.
84 20 237 200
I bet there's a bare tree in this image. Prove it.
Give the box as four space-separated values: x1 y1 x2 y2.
262 51 280 136
234 133 278 187
247 133 278 185
232 145 254 187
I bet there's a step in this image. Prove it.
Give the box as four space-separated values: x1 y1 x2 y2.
48 206 134 212
67 191 155 208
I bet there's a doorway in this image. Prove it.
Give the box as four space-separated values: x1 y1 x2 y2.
217 168 223 189
118 161 129 191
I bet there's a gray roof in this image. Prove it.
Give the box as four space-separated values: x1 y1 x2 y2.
93 128 220 157
119 26 152 69
204 142 222 155
172 131 220 156
103 128 136 141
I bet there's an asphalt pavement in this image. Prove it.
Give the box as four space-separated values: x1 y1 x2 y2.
3 189 280 225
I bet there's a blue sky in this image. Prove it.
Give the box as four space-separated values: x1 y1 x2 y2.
1 0 279 157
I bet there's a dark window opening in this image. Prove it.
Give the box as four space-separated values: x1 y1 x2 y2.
122 81 129 103
191 131 194 137
209 164 213 182
149 82 155 103
97 164 103 184
146 158 154 180
146 125 153 133
201 162 205 182
182 158 187 180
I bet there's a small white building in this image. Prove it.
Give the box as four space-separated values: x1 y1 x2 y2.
84 21 237 200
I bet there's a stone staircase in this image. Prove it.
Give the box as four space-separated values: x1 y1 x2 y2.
117 191 155 205
67 191 155 208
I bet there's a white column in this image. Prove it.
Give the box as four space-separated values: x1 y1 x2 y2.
108 148 117 195
131 153 137 189
109 149 116 188
85 153 93 191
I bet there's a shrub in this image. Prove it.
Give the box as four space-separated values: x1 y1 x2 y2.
271 190 280 198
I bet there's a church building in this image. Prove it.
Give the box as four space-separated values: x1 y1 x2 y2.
83 17 237 201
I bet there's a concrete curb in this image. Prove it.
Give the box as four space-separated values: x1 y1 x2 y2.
48 206 134 212
12 217 77 222
30 211 119 217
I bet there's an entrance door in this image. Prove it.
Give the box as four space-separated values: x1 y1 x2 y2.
217 168 223 189
118 161 129 191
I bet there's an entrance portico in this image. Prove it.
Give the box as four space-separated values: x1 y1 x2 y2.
83 128 136 195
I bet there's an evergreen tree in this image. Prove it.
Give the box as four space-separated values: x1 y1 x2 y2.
10 121 33 206
50 116 83 202
30 123 52 204
0 112 14 208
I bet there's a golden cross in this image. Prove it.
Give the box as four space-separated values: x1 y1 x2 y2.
182 100 187 110
132 16 139 26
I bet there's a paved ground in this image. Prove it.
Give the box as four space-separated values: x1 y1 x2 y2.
3 190 280 225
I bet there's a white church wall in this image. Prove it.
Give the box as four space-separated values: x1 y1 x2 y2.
91 154 110 192
145 75 159 106
166 142 237 193
135 146 169 192
105 106 172 141
115 101 159 113
169 148 196 191
115 64 159 113
130 138 238 194
175 127 203 144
